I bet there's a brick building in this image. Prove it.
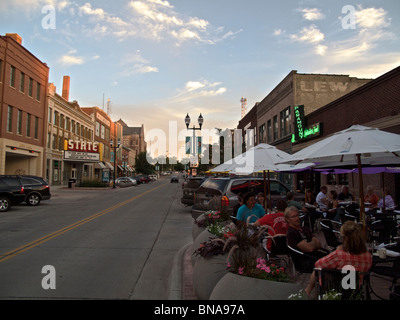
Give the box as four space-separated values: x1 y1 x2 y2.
81 106 117 182
46 77 96 185
0 33 49 176
293 66 400 204
117 119 147 159
256 70 372 154
237 102 258 153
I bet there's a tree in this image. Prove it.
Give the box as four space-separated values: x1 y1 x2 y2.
134 152 153 174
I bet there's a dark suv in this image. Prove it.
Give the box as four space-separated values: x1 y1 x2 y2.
20 176 51 205
191 176 303 218
0 176 26 212
0 175 51 211
181 176 207 206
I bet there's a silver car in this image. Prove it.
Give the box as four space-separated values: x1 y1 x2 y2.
191 176 303 219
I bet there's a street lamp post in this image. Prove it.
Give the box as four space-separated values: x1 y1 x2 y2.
185 113 203 168
110 138 121 189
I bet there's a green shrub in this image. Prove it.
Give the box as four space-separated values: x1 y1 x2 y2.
78 179 108 188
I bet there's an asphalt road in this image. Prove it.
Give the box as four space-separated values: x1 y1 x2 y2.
0 176 192 299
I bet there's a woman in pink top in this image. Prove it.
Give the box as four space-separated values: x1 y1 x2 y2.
305 221 372 296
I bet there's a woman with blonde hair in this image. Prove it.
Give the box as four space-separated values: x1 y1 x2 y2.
305 221 372 296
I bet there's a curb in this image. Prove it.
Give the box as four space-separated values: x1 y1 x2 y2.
168 242 193 300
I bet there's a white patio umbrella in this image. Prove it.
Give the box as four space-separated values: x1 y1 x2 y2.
278 125 400 227
216 144 311 211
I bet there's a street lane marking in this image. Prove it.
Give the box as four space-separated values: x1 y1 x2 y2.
0 182 168 263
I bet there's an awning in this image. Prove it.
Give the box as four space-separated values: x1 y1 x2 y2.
95 162 106 169
105 162 114 170
117 165 124 171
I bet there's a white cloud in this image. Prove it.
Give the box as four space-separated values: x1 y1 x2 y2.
300 8 325 21
127 0 238 45
355 6 391 29
186 81 206 92
118 52 159 76
290 24 325 43
315 44 328 56
58 54 84 67
79 2 105 20
175 80 227 102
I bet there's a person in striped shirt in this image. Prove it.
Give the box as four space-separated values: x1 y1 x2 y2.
305 220 372 297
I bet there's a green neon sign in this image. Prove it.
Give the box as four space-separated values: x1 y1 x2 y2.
292 105 322 143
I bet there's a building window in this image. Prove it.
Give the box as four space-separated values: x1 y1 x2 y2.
19 72 25 92
60 114 65 129
58 136 63 151
28 78 33 97
96 121 100 136
280 107 291 137
26 113 31 137
273 116 278 141
258 124 265 143
34 116 39 139
66 117 70 131
48 107 52 123
10 66 16 87
101 124 105 139
17 109 22 135
52 134 57 149
267 120 272 143
53 111 58 126
47 132 51 148
7 106 13 132
36 82 41 101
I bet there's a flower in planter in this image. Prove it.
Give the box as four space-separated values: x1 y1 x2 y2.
223 223 291 283
194 238 227 258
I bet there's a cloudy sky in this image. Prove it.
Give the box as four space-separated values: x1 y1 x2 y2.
1 0 399 159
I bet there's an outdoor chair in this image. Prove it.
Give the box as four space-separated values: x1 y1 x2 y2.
287 244 329 275
230 215 239 226
320 219 342 249
370 243 400 299
262 234 289 267
369 218 398 244
314 268 371 300
390 275 400 300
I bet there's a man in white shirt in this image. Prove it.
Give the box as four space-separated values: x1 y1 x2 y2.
316 186 329 211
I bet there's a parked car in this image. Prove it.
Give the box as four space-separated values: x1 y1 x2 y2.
181 176 207 206
170 176 179 183
0 175 51 211
191 176 303 218
20 175 51 206
0 176 26 212
136 175 150 183
115 177 137 187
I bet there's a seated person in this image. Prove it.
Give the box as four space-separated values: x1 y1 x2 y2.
305 189 317 206
256 192 266 210
378 189 396 210
236 191 265 224
305 221 373 296
364 185 379 208
255 199 288 251
285 206 323 257
327 190 339 220
232 192 244 217
286 191 307 213
316 186 329 211
338 185 353 201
